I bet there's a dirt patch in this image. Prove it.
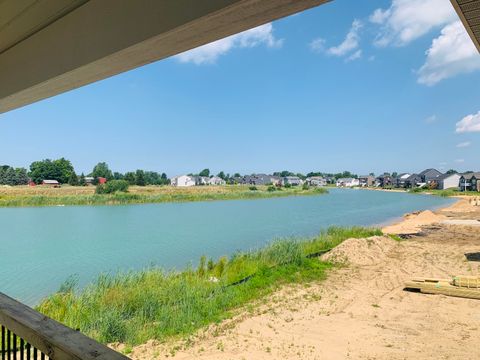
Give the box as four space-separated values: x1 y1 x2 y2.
382 209 447 235
321 236 397 266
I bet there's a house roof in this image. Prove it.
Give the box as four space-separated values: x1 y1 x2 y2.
418 168 442 177
460 172 480 180
436 173 460 181
42 179 59 184
451 0 480 53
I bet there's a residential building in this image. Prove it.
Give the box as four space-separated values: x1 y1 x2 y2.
306 176 327 187
208 176 226 186
459 173 480 192
85 176 95 185
282 176 303 186
358 175 375 187
170 175 196 187
393 173 411 188
336 178 360 187
375 174 394 188
418 168 443 184
434 173 461 190
403 174 423 188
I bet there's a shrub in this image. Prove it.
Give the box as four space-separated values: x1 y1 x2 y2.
96 180 129 194
302 183 310 190
284 183 292 188
249 186 258 191
267 186 276 192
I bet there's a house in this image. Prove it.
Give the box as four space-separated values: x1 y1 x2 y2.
403 174 423 188
418 168 443 184
358 175 375 187
170 175 196 187
208 176 226 186
434 173 461 190
336 178 360 187
85 176 95 185
42 179 60 187
375 175 394 188
240 174 278 186
306 176 327 187
393 173 411 188
282 176 303 186
459 173 480 192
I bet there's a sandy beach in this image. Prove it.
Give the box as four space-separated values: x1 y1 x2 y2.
125 198 480 359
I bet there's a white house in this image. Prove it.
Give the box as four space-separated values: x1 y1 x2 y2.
208 176 226 186
170 175 196 187
306 176 327 187
435 173 461 190
336 178 360 187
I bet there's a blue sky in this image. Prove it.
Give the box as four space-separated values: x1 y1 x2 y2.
1 0 479 176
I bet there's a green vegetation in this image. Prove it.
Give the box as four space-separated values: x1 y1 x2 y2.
0 185 328 208
408 188 478 197
37 226 381 346
95 180 130 194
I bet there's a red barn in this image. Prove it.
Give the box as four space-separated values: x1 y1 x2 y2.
98 177 107 184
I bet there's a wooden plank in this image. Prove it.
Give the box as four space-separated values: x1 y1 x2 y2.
0 292 129 360
405 280 480 300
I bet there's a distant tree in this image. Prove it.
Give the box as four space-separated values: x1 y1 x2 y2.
91 162 113 180
15 168 29 185
96 180 129 194
4 167 17 185
217 171 226 180
29 159 60 184
369 172 375 176
113 172 124 180
135 170 146 186
124 172 136 185
68 172 79 186
53 158 75 184
296 173 306 180
391 172 398 178
233 173 241 178
446 169 458 174
160 173 169 185
199 168 210 177
79 173 86 186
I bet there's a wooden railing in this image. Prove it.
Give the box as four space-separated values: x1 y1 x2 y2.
0 292 130 360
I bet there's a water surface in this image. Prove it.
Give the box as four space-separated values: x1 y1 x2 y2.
0 189 454 305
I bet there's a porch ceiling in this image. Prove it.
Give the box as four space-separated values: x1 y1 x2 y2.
451 0 480 52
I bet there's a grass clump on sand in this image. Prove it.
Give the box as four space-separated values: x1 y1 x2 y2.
37 226 381 346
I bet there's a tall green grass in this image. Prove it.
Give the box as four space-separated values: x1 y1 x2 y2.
36 226 381 346
0 187 328 207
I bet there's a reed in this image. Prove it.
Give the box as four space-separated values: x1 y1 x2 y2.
36 226 380 346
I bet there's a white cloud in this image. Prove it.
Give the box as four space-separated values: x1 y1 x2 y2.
456 111 480 133
417 21 480 85
370 0 457 47
425 115 437 124
327 20 363 57
346 49 362 62
309 38 325 53
176 23 282 65
456 141 471 148
455 159 465 163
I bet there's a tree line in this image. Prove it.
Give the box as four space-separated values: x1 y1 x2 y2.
0 159 170 186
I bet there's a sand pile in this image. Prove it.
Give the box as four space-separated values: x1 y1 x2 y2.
382 210 446 234
321 236 397 266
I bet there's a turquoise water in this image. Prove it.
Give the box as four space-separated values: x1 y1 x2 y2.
0 189 454 305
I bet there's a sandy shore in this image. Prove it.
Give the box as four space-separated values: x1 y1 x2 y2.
126 199 480 359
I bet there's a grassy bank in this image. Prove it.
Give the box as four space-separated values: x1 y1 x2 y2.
37 226 381 346
0 185 327 207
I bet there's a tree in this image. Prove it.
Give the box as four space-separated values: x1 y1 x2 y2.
91 162 113 180
160 173 169 185
68 172 79 186
53 158 75 184
4 167 17 185
391 172 398 178
135 170 146 186
446 169 458 174
79 173 86 186
217 171 226 180
113 172 124 180
29 159 60 184
15 168 29 185
369 172 375 176
124 172 136 185
199 168 210 177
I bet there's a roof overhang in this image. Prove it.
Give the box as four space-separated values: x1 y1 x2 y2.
0 0 330 114
451 0 480 53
